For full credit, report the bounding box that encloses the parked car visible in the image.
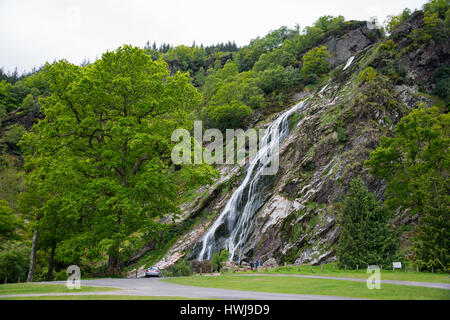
[145,266,162,277]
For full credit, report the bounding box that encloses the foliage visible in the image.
[235,26,299,72]
[336,126,348,142]
[256,65,302,94]
[163,45,207,74]
[357,67,379,85]
[366,106,449,271]
[0,104,6,128]
[0,242,29,283]
[385,9,412,33]
[19,46,214,276]
[314,15,345,33]
[337,178,399,269]
[423,0,449,18]
[20,94,36,113]
[3,124,26,149]
[189,260,213,273]
[212,249,230,272]
[201,102,252,132]
[170,260,192,277]
[433,65,450,101]
[0,200,20,244]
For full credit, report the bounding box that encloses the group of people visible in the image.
[249,259,264,270]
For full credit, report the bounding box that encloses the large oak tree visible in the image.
[20,46,211,278]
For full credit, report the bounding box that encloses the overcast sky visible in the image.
[0,0,426,74]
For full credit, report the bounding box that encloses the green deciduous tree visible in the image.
[0,200,20,246]
[20,45,213,277]
[337,178,399,269]
[301,46,330,83]
[0,243,29,283]
[366,106,449,271]
[212,249,230,272]
[202,102,252,132]
[4,124,26,151]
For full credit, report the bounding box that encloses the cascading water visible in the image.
[195,99,309,262]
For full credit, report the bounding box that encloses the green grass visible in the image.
[1,295,208,300]
[164,275,450,300]
[229,264,450,284]
[0,283,119,296]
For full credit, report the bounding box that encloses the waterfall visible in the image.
[195,99,309,262]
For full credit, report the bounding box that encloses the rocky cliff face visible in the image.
[138,13,448,272]
[323,22,380,68]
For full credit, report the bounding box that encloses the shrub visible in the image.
[190,260,213,273]
[202,102,252,131]
[379,39,398,52]
[20,94,35,113]
[0,104,6,128]
[0,200,20,243]
[257,65,302,93]
[212,249,230,272]
[433,65,450,101]
[301,46,331,82]
[385,9,411,33]
[423,0,449,18]
[170,260,191,277]
[55,269,67,281]
[0,243,29,283]
[3,124,26,148]
[336,127,348,142]
[357,67,378,85]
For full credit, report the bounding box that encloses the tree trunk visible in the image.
[107,245,120,276]
[46,244,56,281]
[27,229,39,282]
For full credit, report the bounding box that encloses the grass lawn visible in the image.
[230,264,450,284]
[1,295,206,300]
[0,283,119,296]
[164,275,450,300]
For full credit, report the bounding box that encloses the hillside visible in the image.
[0,1,448,283]
[125,9,449,276]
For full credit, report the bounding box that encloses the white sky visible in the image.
[0,0,426,74]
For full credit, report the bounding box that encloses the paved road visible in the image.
[1,274,448,299]
[0,278,362,300]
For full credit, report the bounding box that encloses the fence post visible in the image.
[310,264,312,272]
[332,263,335,271]
[321,264,323,272]
[356,264,359,271]
[135,269,138,278]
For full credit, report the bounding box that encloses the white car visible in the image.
[145,266,162,277]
